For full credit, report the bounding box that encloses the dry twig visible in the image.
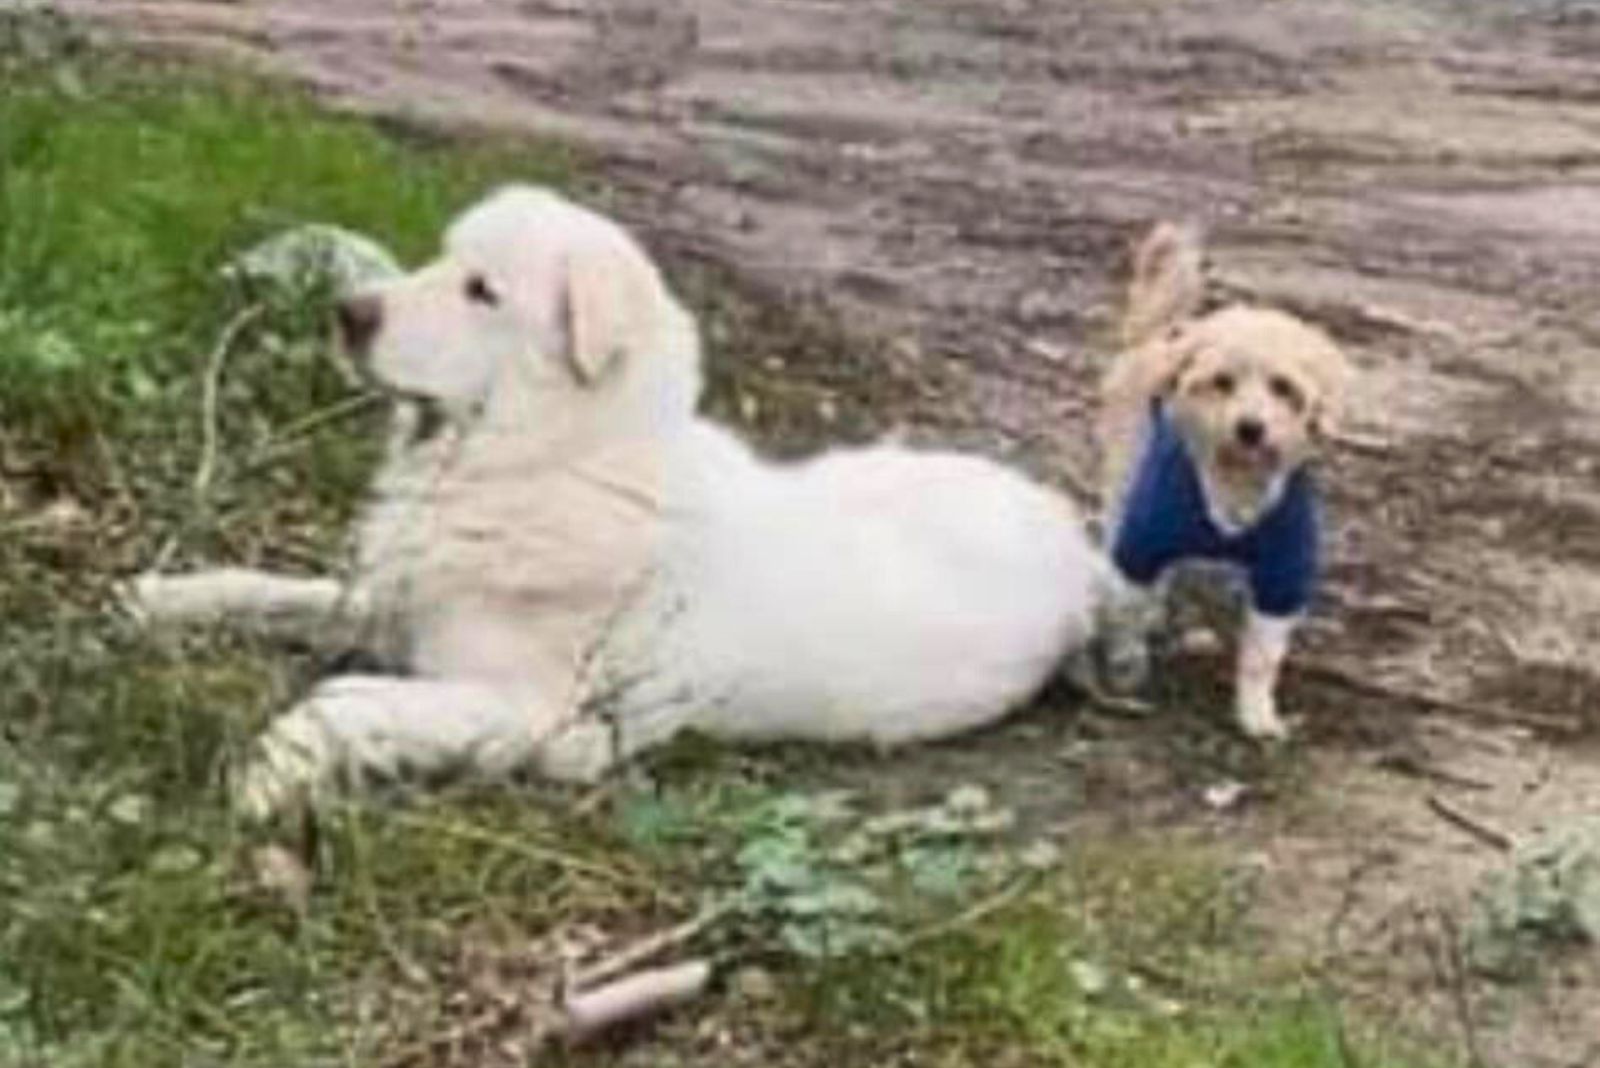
[192,303,265,501]
[568,903,731,993]
[900,874,1036,949]
[1426,794,1513,853]
[392,810,652,893]
[246,391,383,467]
[563,960,713,1044]
[380,925,720,1068]
[1373,749,1493,792]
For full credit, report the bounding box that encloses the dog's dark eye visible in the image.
[464,274,499,307]
[1268,374,1304,410]
[1211,372,1236,395]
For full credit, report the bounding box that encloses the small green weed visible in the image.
[618,768,1033,962]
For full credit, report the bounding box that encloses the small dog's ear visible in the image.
[1122,221,1205,349]
[1308,381,1343,439]
[559,239,664,387]
[1306,346,1352,440]
[1154,326,1201,396]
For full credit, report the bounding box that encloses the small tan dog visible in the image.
[1098,223,1351,739]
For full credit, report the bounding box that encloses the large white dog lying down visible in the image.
[129,187,1106,820]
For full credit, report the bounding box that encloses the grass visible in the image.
[0,12,573,441]
[797,842,1386,1067]
[0,16,1444,1068]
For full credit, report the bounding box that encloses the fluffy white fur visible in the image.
[129,187,1105,819]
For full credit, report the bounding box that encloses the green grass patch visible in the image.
[0,11,574,483]
[796,839,1405,1067]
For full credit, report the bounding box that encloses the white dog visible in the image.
[128,187,1105,819]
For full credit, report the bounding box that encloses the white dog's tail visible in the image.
[1121,221,1204,349]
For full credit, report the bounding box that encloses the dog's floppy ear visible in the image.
[1279,322,1353,439]
[1307,346,1352,439]
[1122,221,1205,350]
[558,235,665,387]
[1154,326,1202,396]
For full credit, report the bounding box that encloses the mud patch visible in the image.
[1474,662,1600,739]
[1443,490,1600,570]
[668,253,920,458]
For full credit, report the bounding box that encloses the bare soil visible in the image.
[60,1,1600,1064]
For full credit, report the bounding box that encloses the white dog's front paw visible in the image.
[1235,689,1290,742]
[536,720,618,784]
[117,573,171,627]
[232,708,337,823]
[119,572,229,628]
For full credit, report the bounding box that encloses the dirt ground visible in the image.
[57,1,1600,1064]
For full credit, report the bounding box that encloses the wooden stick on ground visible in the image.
[562,960,713,1044]
[568,902,732,993]
[385,902,731,1067]
[192,303,265,502]
[381,957,718,1067]
[1426,794,1514,853]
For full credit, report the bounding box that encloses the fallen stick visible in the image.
[381,958,717,1067]
[143,303,266,573]
[900,875,1036,950]
[562,959,713,1044]
[245,391,382,468]
[569,903,732,992]
[1373,750,1493,792]
[192,303,265,501]
[1325,428,1395,456]
[1426,794,1513,853]
[392,810,651,891]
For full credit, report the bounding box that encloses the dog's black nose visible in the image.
[336,294,383,354]
[1235,417,1266,447]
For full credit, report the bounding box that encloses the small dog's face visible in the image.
[1164,307,1348,485]
[336,186,670,420]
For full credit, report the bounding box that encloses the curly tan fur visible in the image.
[1097,222,1353,739]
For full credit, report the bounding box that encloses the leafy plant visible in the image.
[729,791,892,959]
[621,777,1039,962]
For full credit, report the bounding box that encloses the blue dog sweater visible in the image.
[1111,405,1319,618]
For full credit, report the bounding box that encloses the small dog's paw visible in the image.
[232,709,335,823]
[1236,691,1291,742]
